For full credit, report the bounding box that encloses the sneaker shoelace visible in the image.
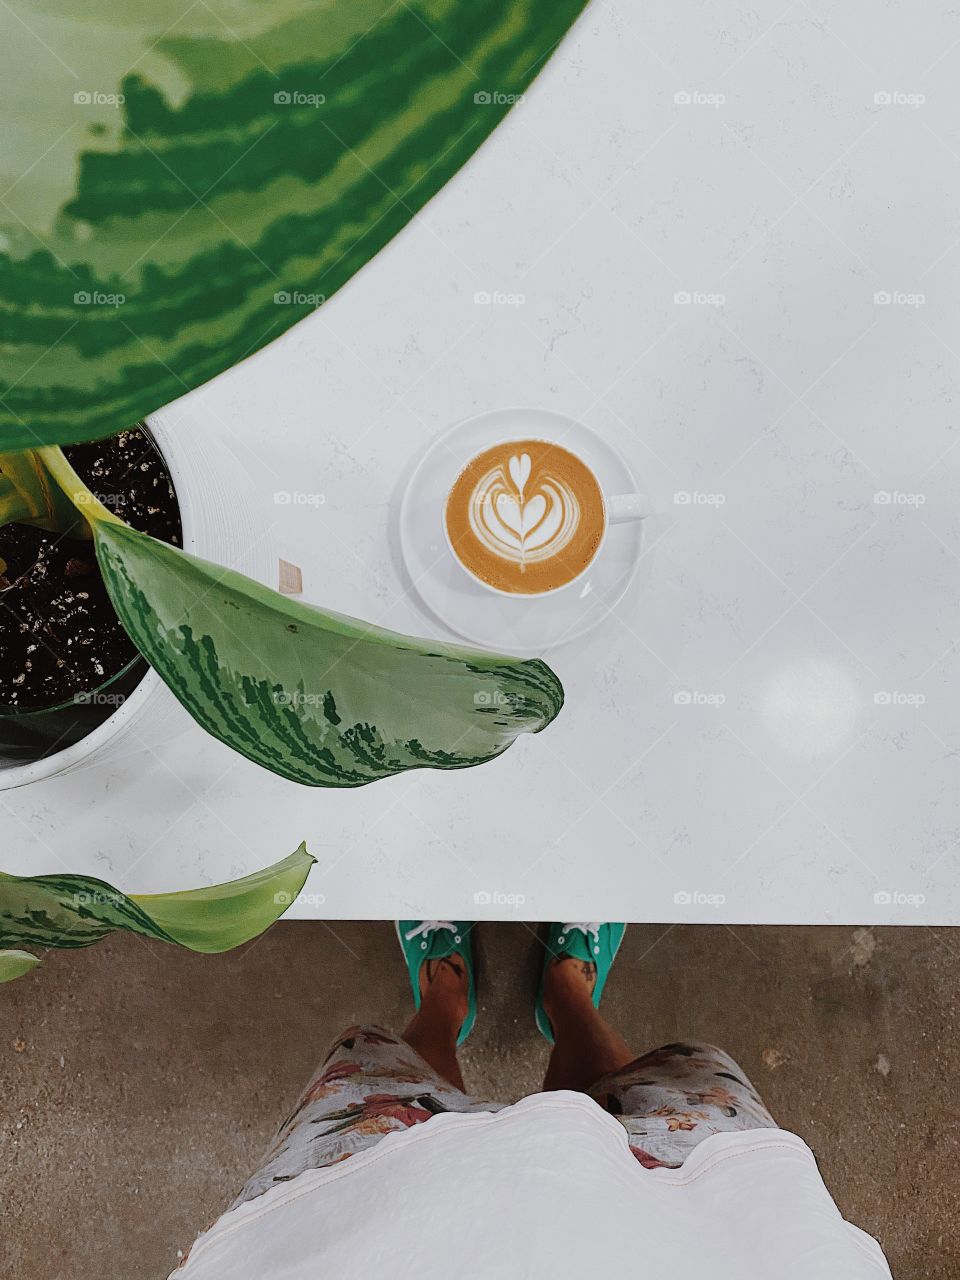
[404,920,461,947]
[557,921,602,955]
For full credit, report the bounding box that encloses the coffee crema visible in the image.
[444,439,605,595]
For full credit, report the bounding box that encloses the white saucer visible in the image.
[397,408,645,654]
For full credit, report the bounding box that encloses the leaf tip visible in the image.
[0,949,41,984]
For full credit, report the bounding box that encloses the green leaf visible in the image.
[134,846,313,952]
[0,450,79,531]
[0,845,315,955]
[93,517,563,786]
[0,949,41,984]
[36,440,564,787]
[0,0,587,450]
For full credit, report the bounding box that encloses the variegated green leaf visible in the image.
[0,0,587,450]
[0,844,315,961]
[0,949,41,983]
[28,360,564,779]
[96,517,561,786]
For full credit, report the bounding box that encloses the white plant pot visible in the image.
[0,407,274,790]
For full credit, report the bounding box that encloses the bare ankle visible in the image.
[542,956,597,1024]
[418,955,469,1030]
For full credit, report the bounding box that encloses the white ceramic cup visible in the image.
[443,438,649,599]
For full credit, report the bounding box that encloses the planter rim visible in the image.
[0,668,165,789]
[0,650,146,721]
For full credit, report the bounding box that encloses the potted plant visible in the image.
[0,0,585,787]
[0,0,587,973]
[0,413,273,784]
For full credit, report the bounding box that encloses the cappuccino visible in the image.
[444,439,606,595]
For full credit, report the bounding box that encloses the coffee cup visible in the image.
[443,437,648,598]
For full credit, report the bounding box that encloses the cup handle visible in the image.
[607,492,650,523]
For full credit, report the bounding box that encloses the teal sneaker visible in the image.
[535,922,627,1044]
[395,920,478,1046]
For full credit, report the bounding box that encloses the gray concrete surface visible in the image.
[1,921,955,1278]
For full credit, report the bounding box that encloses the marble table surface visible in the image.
[6,0,960,925]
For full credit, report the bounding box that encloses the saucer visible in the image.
[397,408,645,654]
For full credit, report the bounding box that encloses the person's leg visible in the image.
[542,954,635,1092]
[402,951,469,1091]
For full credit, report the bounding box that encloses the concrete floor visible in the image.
[1,921,955,1279]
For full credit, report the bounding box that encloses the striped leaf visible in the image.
[0,0,586,450]
[37,446,563,784]
[94,515,561,786]
[0,843,315,981]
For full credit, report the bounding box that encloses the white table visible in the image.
[6,0,960,925]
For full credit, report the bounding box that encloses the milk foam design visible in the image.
[445,437,607,596]
[468,452,582,571]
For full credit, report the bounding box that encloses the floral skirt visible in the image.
[231,1025,778,1207]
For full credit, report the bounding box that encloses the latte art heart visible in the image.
[445,439,606,595]
[495,492,547,540]
[508,451,532,496]
[472,468,580,567]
